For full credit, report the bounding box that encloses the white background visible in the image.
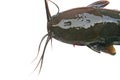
[0,0,120,80]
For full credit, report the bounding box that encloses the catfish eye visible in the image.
[64,21,72,26]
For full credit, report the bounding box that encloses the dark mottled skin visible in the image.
[48,7,120,46]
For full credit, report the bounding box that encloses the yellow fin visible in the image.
[102,45,116,55]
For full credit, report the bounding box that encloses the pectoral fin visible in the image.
[87,43,101,53]
[87,0,109,8]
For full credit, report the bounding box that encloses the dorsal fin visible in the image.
[87,0,109,8]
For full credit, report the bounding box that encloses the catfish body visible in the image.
[36,0,120,73]
[50,8,120,44]
[48,7,120,54]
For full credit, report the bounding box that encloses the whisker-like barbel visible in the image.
[34,35,50,73]
[33,34,48,61]
[33,0,56,74]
